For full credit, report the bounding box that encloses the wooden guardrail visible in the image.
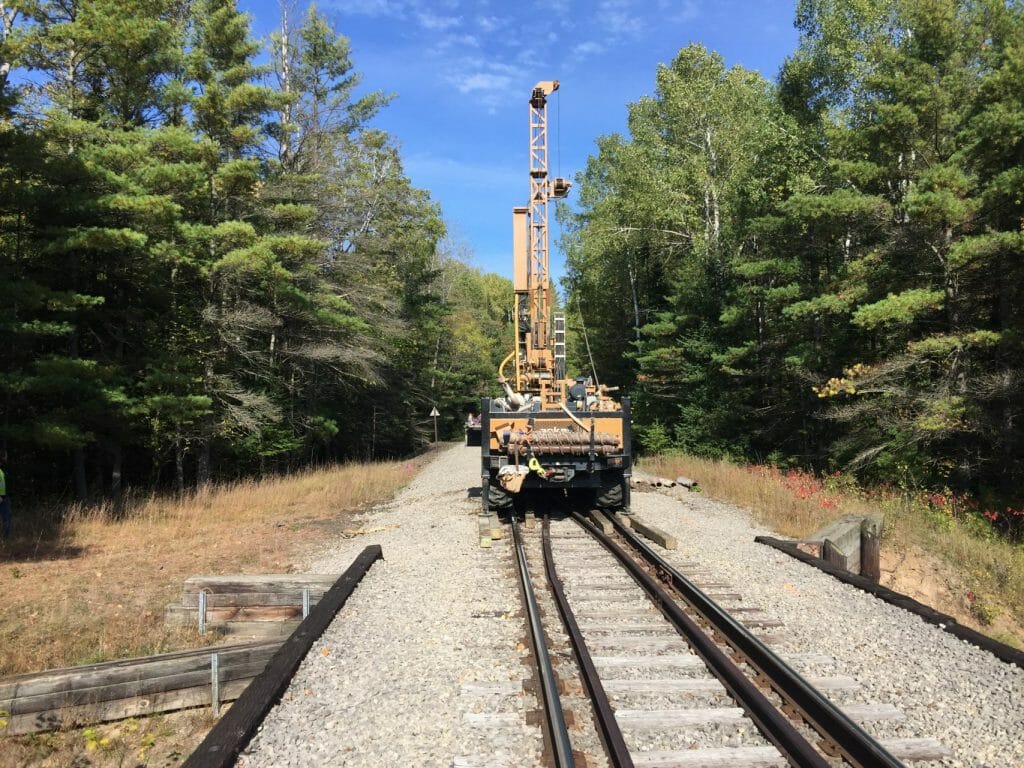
[183,544,382,768]
[165,573,340,638]
[0,547,384,738]
[0,640,280,735]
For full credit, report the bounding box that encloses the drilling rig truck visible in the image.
[480,81,632,517]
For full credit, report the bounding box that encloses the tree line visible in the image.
[562,0,1024,520]
[0,0,510,501]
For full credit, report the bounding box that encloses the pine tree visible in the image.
[781,0,1004,488]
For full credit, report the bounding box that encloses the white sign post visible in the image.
[429,406,440,444]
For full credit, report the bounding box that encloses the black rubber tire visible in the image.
[595,473,626,511]
[487,481,514,514]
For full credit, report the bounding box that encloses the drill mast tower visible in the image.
[480,80,632,518]
[511,80,570,401]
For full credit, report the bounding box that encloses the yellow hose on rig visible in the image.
[498,350,515,382]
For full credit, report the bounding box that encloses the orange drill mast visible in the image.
[507,80,571,403]
[481,80,632,518]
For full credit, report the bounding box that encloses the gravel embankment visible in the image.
[238,446,1023,767]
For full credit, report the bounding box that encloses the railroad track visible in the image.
[486,510,948,768]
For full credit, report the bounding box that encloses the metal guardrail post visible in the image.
[302,588,310,619]
[198,591,208,635]
[210,653,220,716]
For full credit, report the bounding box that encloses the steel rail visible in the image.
[570,511,831,768]
[511,517,576,768]
[541,518,635,768]
[604,512,906,768]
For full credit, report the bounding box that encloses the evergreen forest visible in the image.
[4,0,1024,528]
[562,0,1024,529]
[0,0,511,499]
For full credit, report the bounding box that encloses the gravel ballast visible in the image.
[237,445,1022,767]
[239,445,542,768]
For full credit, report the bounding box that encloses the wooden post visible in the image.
[822,539,848,572]
[860,521,880,582]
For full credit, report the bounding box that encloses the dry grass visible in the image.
[0,459,416,677]
[883,502,1024,639]
[638,454,1024,640]
[2,709,218,768]
[641,454,863,538]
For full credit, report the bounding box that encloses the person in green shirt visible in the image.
[0,450,10,539]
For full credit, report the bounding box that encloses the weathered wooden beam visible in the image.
[603,676,859,694]
[822,538,849,571]
[5,659,269,717]
[168,605,303,622]
[630,746,786,767]
[179,591,328,608]
[615,707,745,726]
[459,681,523,696]
[0,641,278,701]
[3,679,253,736]
[628,515,677,550]
[588,509,614,534]
[881,738,950,761]
[860,520,880,582]
[195,621,299,639]
[182,574,337,596]
[0,640,281,735]
[585,637,689,652]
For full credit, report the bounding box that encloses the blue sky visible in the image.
[240,0,801,282]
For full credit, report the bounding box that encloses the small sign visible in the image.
[429,406,440,417]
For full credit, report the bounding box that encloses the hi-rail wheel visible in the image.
[595,470,629,513]
[486,479,514,514]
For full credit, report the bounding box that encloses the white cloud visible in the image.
[597,0,646,37]
[455,72,514,95]
[430,33,481,53]
[476,15,504,33]
[417,12,462,30]
[571,40,605,60]
[442,59,523,112]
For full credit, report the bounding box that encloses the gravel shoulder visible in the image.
[239,444,541,768]
[238,446,1023,768]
